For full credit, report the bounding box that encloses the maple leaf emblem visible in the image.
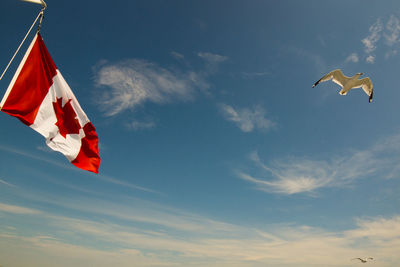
[52,97,81,138]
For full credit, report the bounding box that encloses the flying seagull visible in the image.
[312,69,373,103]
[352,257,374,263]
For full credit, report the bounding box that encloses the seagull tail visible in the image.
[369,90,373,103]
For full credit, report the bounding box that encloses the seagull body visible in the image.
[352,257,374,263]
[312,69,373,103]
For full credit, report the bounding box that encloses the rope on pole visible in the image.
[0,8,45,81]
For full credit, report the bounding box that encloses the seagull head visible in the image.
[357,72,364,76]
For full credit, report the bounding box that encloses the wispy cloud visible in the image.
[95,59,208,116]
[361,15,400,63]
[170,51,185,60]
[362,18,383,64]
[0,178,15,187]
[218,104,275,133]
[241,71,271,79]
[0,144,155,194]
[239,132,400,195]
[197,52,228,64]
[0,203,41,214]
[126,119,156,130]
[366,55,375,64]
[1,200,400,266]
[362,19,383,54]
[0,144,71,170]
[385,49,398,59]
[94,52,228,128]
[197,52,228,73]
[94,174,158,194]
[345,53,359,63]
[239,152,335,195]
[384,15,400,46]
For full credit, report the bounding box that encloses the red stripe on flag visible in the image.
[71,122,101,173]
[1,33,57,125]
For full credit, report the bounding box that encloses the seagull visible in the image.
[352,257,374,263]
[312,69,373,103]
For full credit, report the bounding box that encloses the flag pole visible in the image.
[0,3,46,81]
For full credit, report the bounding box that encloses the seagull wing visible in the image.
[20,0,42,4]
[20,0,46,7]
[353,77,373,102]
[312,69,349,88]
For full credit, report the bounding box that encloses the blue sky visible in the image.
[1,0,400,266]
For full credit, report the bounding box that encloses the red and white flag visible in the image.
[0,33,100,173]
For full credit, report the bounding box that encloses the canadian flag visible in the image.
[0,33,100,173]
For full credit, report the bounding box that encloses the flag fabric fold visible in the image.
[0,33,100,173]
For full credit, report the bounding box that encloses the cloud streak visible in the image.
[95,59,207,116]
[384,15,400,46]
[239,132,400,195]
[94,52,229,130]
[126,120,156,130]
[362,19,383,54]
[345,53,359,63]
[0,203,41,215]
[95,52,228,118]
[0,144,155,194]
[0,178,15,187]
[197,52,228,64]
[361,15,400,63]
[1,200,400,266]
[219,104,275,133]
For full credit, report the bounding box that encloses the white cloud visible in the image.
[197,52,228,64]
[347,216,400,240]
[219,104,275,133]
[366,55,375,64]
[126,120,155,130]
[362,19,383,54]
[197,52,228,74]
[94,53,227,125]
[0,178,15,187]
[239,152,334,195]
[385,49,398,59]
[384,15,400,46]
[0,144,72,170]
[0,145,155,194]
[96,174,157,194]
[170,51,185,59]
[241,71,271,79]
[1,200,400,266]
[361,15,400,62]
[95,59,208,116]
[238,171,329,195]
[240,132,400,195]
[383,15,400,59]
[0,203,41,215]
[345,53,359,63]
[361,19,383,64]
